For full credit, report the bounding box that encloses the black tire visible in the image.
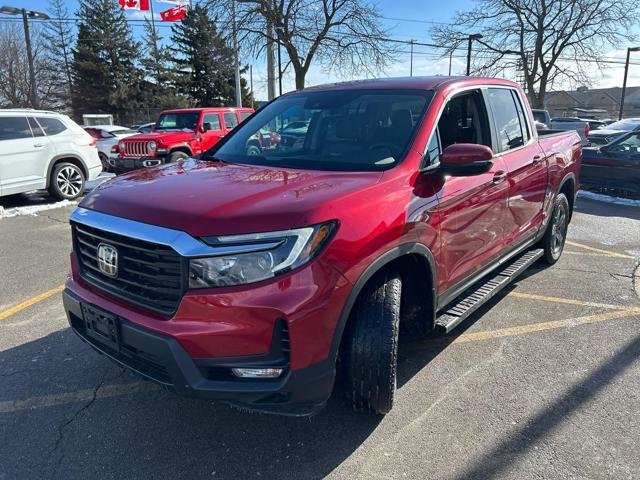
[48,162,85,200]
[246,144,262,156]
[342,271,401,414]
[167,151,189,162]
[540,193,570,265]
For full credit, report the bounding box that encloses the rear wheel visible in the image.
[48,162,85,200]
[540,193,569,265]
[342,271,401,414]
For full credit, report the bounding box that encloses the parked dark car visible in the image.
[587,118,640,146]
[581,131,640,196]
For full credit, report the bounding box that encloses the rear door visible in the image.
[0,116,52,195]
[486,88,547,247]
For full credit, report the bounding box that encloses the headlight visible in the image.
[147,141,157,153]
[189,221,336,288]
[118,140,125,151]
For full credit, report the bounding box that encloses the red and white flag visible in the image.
[118,0,150,11]
[159,4,188,21]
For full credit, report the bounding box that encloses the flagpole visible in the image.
[148,0,161,79]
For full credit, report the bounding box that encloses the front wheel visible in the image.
[342,271,402,414]
[540,193,570,265]
[167,151,189,163]
[48,162,85,200]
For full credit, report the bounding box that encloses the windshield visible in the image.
[605,119,640,131]
[206,89,432,171]
[155,112,200,131]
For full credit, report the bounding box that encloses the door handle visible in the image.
[532,155,543,165]
[492,171,507,184]
[33,143,45,148]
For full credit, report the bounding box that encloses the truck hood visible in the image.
[122,130,197,144]
[80,158,383,237]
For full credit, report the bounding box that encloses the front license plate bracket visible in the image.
[81,303,121,352]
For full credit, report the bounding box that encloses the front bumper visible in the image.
[109,156,165,173]
[63,288,335,416]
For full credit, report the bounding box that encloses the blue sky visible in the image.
[17,0,640,98]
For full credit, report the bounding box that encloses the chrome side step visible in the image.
[435,248,544,333]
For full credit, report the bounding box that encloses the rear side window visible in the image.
[223,112,239,130]
[240,111,252,121]
[0,116,32,140]
[488,88,525,152]
[28,117,45,137]
[202,113,221,131]
[36,117,67,136]
[512,91,530,144]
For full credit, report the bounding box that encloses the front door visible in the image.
[201,113,224,151]
[429,89,510,294]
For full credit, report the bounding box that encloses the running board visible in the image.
[435,248,544,333]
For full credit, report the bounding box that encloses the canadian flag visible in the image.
[160,4,188,21]
[118,0,150,10]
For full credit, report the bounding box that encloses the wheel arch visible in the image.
[46,155,89,189]
[169,145,193,157]
[330,243,438,363]
[558,172,576,219]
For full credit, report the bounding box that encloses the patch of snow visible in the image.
[0,200,78,219]
[577,190,640,207]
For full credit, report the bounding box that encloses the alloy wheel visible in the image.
[56,166,83,197]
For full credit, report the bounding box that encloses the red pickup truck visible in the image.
[63,77,581,416]
[110,107,254,173]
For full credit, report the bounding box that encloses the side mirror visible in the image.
[201,122,212,132]
[440,143,494,176]
[599,145,609,153]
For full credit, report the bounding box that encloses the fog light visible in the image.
[231,368,283,378]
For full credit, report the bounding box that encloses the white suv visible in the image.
[0,109,102,199]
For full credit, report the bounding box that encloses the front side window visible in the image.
[36,117,67,136]
[223,112,239,130]
[437,90,491,150]
[207,89,432,172]
[155,112,199,131]
[203,113,221,131]
[488,88,525,152]
[0,116,32,140]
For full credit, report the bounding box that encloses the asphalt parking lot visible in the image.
[1,191,639,480]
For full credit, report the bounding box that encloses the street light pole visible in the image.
[231,0,242,107]
[619,46,640,120]
[466,33,483,76]
[0,6,50,108]
[409,39,415,76]
[277,34,282,96]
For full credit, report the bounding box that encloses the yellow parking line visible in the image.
[0,284,65,322]
[0,381,159,414]
[564,251,623,258]
[564,240,634,259]
[507,291,624,310]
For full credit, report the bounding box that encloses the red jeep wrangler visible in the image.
[111,107,254,173]
[64,77,581,416]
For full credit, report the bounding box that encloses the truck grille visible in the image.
[72,222,184,316]
[123,141,151,157]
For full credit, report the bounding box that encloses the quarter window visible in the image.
[202,113,221,131]
[0,117,32,140]
[223,112,239,130]
[488,88,525,152]
[36,117,67,136]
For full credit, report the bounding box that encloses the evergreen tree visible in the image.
[42,0,75,110]
[140,17,188,111]
[72,0,143,124]
[170,5,250,106]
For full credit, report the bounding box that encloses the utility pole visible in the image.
[448,51,453,76]
[466,33,482,76]
[232,0,242,107]
[619,47,640,120]
[266,20,276,100]
[149,0,160,80]
[277,30,282,96]
[409,39,415,76]
[249,64,254,109]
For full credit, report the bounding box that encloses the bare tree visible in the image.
[207,0,395,90]
[432,0,639,108]
[0,22,57,108]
